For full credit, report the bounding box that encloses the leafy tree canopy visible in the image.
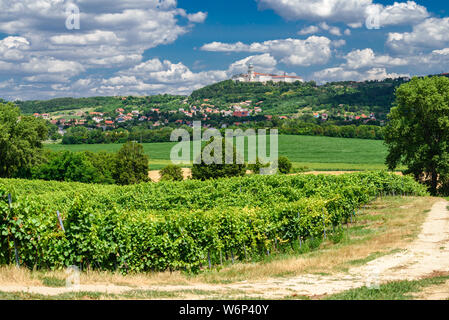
[113,141,150,185]
[0,102,48,178]
[32,151,97,183]
[160,164,184,182]
[192,138,246,180]
[384,76,449,195]
[278,156,293,174]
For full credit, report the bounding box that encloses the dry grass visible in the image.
[0,266,43,286]
[412,278,449,300]
[187,196,438,283]
[0,196,439,289]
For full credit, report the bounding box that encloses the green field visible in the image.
[45,135,391,171]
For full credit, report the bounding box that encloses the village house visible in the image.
[233,110,250,117]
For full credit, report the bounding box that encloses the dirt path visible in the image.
[1,200,448,299]
[412,279,449,300]
[148,168,191,182]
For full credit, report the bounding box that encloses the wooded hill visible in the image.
[11,75,447,117]
[189,78,408,117]
[15,95,186,115]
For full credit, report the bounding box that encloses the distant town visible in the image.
[31,64,385,137]
[33,97,380,138]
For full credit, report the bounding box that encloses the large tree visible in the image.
[113,141,150,185]
[192,137,246,180]
[0,102,48,178]
[384,76,449,195]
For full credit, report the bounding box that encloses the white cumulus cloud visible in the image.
[344,48,407,69]
[257,0,429,27]
[387,18,449,53]
[313,66,409,83]
[201,36,332,66]
[0,0,208,99]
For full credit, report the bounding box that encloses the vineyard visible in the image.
[0,172,427,273]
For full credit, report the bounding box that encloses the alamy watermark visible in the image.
[366,267,381,290]
[170,121,279,174]
[65,3,80,30]
[366,6,381,30]
[65,265,80,290]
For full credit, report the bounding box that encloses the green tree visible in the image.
[248,157,270,174]
[0,102,48,178]
[32,151,97,183]
[113,142,150,185]
[384,76,449,195]
[84,151,116,184]
[192,138,246,180]
[46,122,62,141]
[278,156,292,174]
[160,164,184,181]
[62,126,89,144]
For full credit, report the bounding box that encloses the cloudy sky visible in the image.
[0,0,449,100]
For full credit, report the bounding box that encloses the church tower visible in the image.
[248,63,255,82]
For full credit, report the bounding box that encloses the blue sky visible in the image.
[1,0,449,100]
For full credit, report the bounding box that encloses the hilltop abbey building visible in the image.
[232,63,304,83]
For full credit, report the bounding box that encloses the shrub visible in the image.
[32,151,117,184]
[32,151,97,183]
[278,156,292,174]
[248,158,270,174]
[160,165,184,182]
[84,151,116,184]
[192,138,246,180]
[113,142,150,185]
[438,175,449,196]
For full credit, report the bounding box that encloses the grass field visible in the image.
[45,135,391,171]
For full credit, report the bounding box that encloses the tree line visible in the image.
[60,120,384,146]
[31,143,150,185]
[0,101,150,185]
